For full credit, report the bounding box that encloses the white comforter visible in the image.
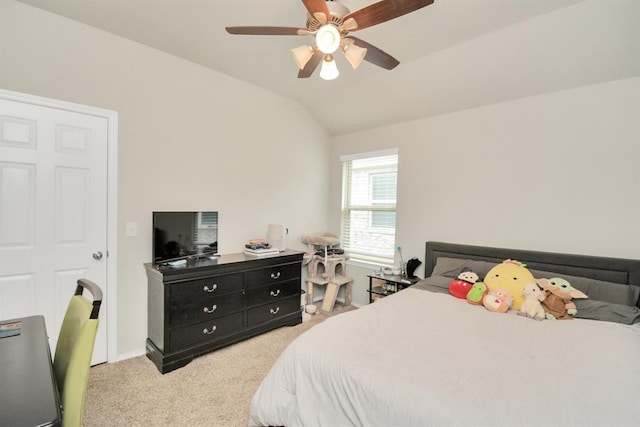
[250,288,640,427]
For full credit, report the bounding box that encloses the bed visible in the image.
[249,241,640,426]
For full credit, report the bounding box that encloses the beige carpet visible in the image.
[84,304,356,427]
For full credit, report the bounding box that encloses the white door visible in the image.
[0,97,109,364]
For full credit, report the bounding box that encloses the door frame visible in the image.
[0,88,118,363]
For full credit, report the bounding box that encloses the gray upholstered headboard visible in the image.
[425,241,640,304]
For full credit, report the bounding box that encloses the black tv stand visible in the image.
[155,254,223,270]
[145,250,304,373]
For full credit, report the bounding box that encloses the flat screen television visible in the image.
[153,211,219,262]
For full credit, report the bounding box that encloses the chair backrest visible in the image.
[53,279,103,427]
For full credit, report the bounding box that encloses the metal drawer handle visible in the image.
[270,289,281,297]
[203,304,218,314]
[270,307,280,315]
[203,284,218,292]
[270,271,281,280]
[203,325,217,335]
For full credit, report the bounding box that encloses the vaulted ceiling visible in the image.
[16,0,640,135]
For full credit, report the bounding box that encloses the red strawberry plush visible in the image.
[449,271,480,299]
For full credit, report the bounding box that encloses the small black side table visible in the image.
[367,273,421,303]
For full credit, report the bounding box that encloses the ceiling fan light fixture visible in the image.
[320,54,339,81]
[291,44,314,69]
[341,17,358,32]
[226,0,435,79]
[316,24,341,54]
[343,44,367,69]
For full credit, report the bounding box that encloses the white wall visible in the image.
[331,76,640,306]
[3,0,640,354]
[0,1,330,358]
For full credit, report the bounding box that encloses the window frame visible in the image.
[340,149,398,265]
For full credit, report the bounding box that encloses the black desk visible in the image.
[0,315,62,426]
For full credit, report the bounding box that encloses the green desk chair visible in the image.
[53,279,103,427]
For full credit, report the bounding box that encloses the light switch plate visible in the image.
[126,222,138,237]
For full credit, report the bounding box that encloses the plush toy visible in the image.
[466,281,488,305]
[537,277,588,320]
[482,288,514,313]
[484,259,536,310]
[518,282,546,321]
[449,271,479,299]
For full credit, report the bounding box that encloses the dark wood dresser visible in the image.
[145,250,303,373]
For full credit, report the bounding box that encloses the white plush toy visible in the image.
[518,282,546,321]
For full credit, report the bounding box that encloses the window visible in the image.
[340,149,398,264]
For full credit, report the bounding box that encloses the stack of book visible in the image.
[243,239,279,257]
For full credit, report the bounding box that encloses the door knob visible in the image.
[92,251,103,260]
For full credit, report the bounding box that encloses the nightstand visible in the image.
[367,273,421,303]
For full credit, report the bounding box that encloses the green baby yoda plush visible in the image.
[537,277,588,320]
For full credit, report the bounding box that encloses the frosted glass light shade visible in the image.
[316,24,340,54]
[291,45,314,69]
[343,44,367,69]
[320,55,339,80]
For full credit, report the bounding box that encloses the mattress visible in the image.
[249,287,640,426]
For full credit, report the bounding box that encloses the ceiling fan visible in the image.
[226,0,434,80]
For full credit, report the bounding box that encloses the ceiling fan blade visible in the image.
[348,37,399,70]
[301,0,330,18]
[298,49,324,78]
[344,0,434,31]
[226,26,307,36]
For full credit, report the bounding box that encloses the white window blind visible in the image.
[341,151,398,264]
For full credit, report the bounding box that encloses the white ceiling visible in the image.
[15,0,640,135]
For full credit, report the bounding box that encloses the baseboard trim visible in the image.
[114,348,146,363]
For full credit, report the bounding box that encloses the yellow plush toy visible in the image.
[484,259,535,310]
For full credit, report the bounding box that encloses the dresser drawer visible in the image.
[168,311,244,351]
[246,280,300,308]
[245,263,300,289]
[247,295,300,327]
[169,272,243,304]
[169,291,244,328]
